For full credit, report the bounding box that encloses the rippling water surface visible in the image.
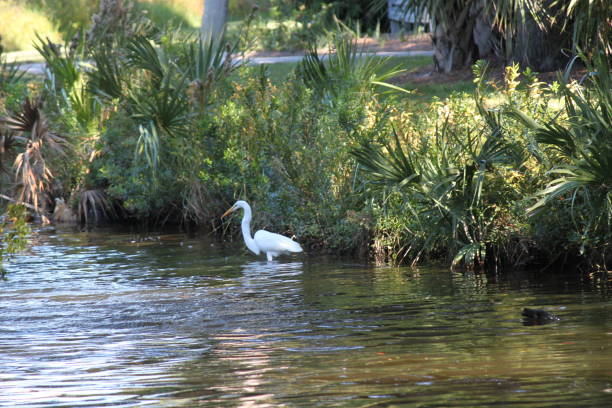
[1,229,611,407]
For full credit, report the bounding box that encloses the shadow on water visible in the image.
[1,229,611,407]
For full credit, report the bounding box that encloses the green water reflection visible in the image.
[1,229,610,407]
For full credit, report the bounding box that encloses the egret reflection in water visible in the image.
[241,261,304,278]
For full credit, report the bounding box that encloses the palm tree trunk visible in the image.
[472,1,497,61]
[510,15,570,71]
[430,4,480,73]
[201,0,228,38]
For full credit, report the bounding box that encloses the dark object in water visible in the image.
[522,308,560,325]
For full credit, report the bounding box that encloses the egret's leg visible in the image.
[266,252,279,262]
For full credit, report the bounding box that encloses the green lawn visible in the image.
[406,80,475,103]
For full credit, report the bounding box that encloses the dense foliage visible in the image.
[0,204,31,276]
[353,58,611,269]
[0,2,610,271]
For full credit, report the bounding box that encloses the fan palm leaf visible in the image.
[88,49,125,100]
[126,35,165,84]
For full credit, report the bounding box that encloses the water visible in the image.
[1,229,611,407]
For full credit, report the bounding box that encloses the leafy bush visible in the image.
[208,37,403,252]
[507,53,612,268]
[352,61,565,269]
[0,204,30,277]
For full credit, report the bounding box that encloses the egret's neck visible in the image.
[240,205,260,255]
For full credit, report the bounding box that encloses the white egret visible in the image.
[221,200,303,261]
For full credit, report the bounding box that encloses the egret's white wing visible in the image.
[254,230,303,253]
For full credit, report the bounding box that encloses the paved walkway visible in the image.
[248,50,433,65]
[15,50,434,75]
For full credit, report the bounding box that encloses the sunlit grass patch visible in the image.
[135,0,200,31]
[0,1,61,51]
[407,80,476,104]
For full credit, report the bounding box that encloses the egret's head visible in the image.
[221,200,248,218]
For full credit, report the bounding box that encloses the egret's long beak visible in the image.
[221,206,236,218]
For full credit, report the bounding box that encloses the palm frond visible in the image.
[297,36,404,98]
[126,35,165,83]
[33,34,81,91]
[76,189,117,226]
[88,49,125,100]
[551,0,611,54]
[135,122,160,170]
[518,52,612,226]
[4,98,40,133]
[13,140,53,211]
[186,32,239,81]
[4,98,67,155]
[66,84,101,128]
[351,129,419,189]
[128,71,189,137]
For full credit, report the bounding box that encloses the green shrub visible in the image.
[352,61,565,269]
[214,57,391,252]
[0,204,31,277]
[506,53,612,268]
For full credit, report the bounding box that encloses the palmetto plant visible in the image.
[88,48,126,101]
[34,34,81,92]
[182,32,240,104]
[297,36,405,100]
[34,34,103,131]
[353,111,512,268]
[126,35,166,86]
[128,72,189,140]
[2,98,67,212]
[507,52,611,258]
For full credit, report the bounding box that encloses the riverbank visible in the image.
[1,22,610,271]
